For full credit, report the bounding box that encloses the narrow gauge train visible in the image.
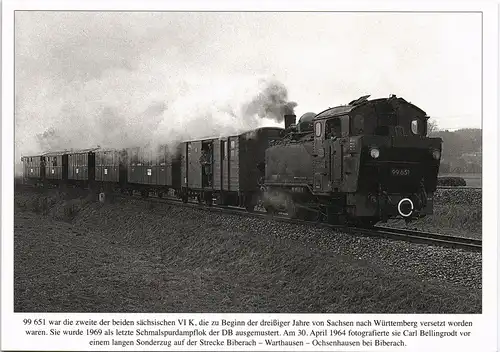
[21,95,442,226]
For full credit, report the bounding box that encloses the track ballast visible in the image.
[117,191,482,252]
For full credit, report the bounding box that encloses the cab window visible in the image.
[411,119,419,135]
[325,118,342,139]
[314,122,322,137]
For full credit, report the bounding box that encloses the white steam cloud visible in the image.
[14,12,298,175]
[16,71,296,173]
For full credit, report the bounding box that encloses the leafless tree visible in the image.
[427,119,439,136]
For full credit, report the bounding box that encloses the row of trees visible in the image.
[428,119,481,174]
[439,160,482,174]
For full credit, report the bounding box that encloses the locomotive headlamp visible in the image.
[369,147,380,159]
[431,149,441,160]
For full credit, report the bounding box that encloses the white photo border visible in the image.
[2,1,498,351]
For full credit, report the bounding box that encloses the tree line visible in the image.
[428,121,482,174]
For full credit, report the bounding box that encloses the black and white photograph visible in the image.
[2,2,499,351]
[12,10,484,312]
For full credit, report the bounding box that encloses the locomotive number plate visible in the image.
[391,168,411,176]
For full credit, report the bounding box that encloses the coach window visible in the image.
[315,122,322,137]
[230,140,236,157]
[53,157,58,167]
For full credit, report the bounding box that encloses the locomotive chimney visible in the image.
[284,114,296,130]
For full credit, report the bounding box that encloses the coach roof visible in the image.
[182,126,284,143]
[42,150,70,157]
[66,147,101,155]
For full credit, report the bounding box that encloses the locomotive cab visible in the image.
[312,95,442,223]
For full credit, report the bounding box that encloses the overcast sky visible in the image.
[15,11,481,158]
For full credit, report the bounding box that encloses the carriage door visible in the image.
[40,156,46,179]
[312,119,326,192]
[201,140,214,189]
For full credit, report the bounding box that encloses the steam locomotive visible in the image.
[263,94,442,226]
[21,95,442,226]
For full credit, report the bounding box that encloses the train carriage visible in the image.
[214,127,284,209]
[180,138,217,203]
[43,151,68,185]
[94,148,128,193]
[180,127,284,208]
[67,148,98,188]
[95,149,121,183]
[127,145,181,197]
[21,155,45,186]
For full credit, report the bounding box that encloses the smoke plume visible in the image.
[16,74,296,172]
[14,12,300,174]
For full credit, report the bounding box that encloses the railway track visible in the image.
[366,226,481,252]
[15,183,481,252]
[117,192,482,252]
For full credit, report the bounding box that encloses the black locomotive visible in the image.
[21,95,442,226]
[263,94,442,225]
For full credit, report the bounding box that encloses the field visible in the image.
[13,186,481,314]
[386,188,482,239]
